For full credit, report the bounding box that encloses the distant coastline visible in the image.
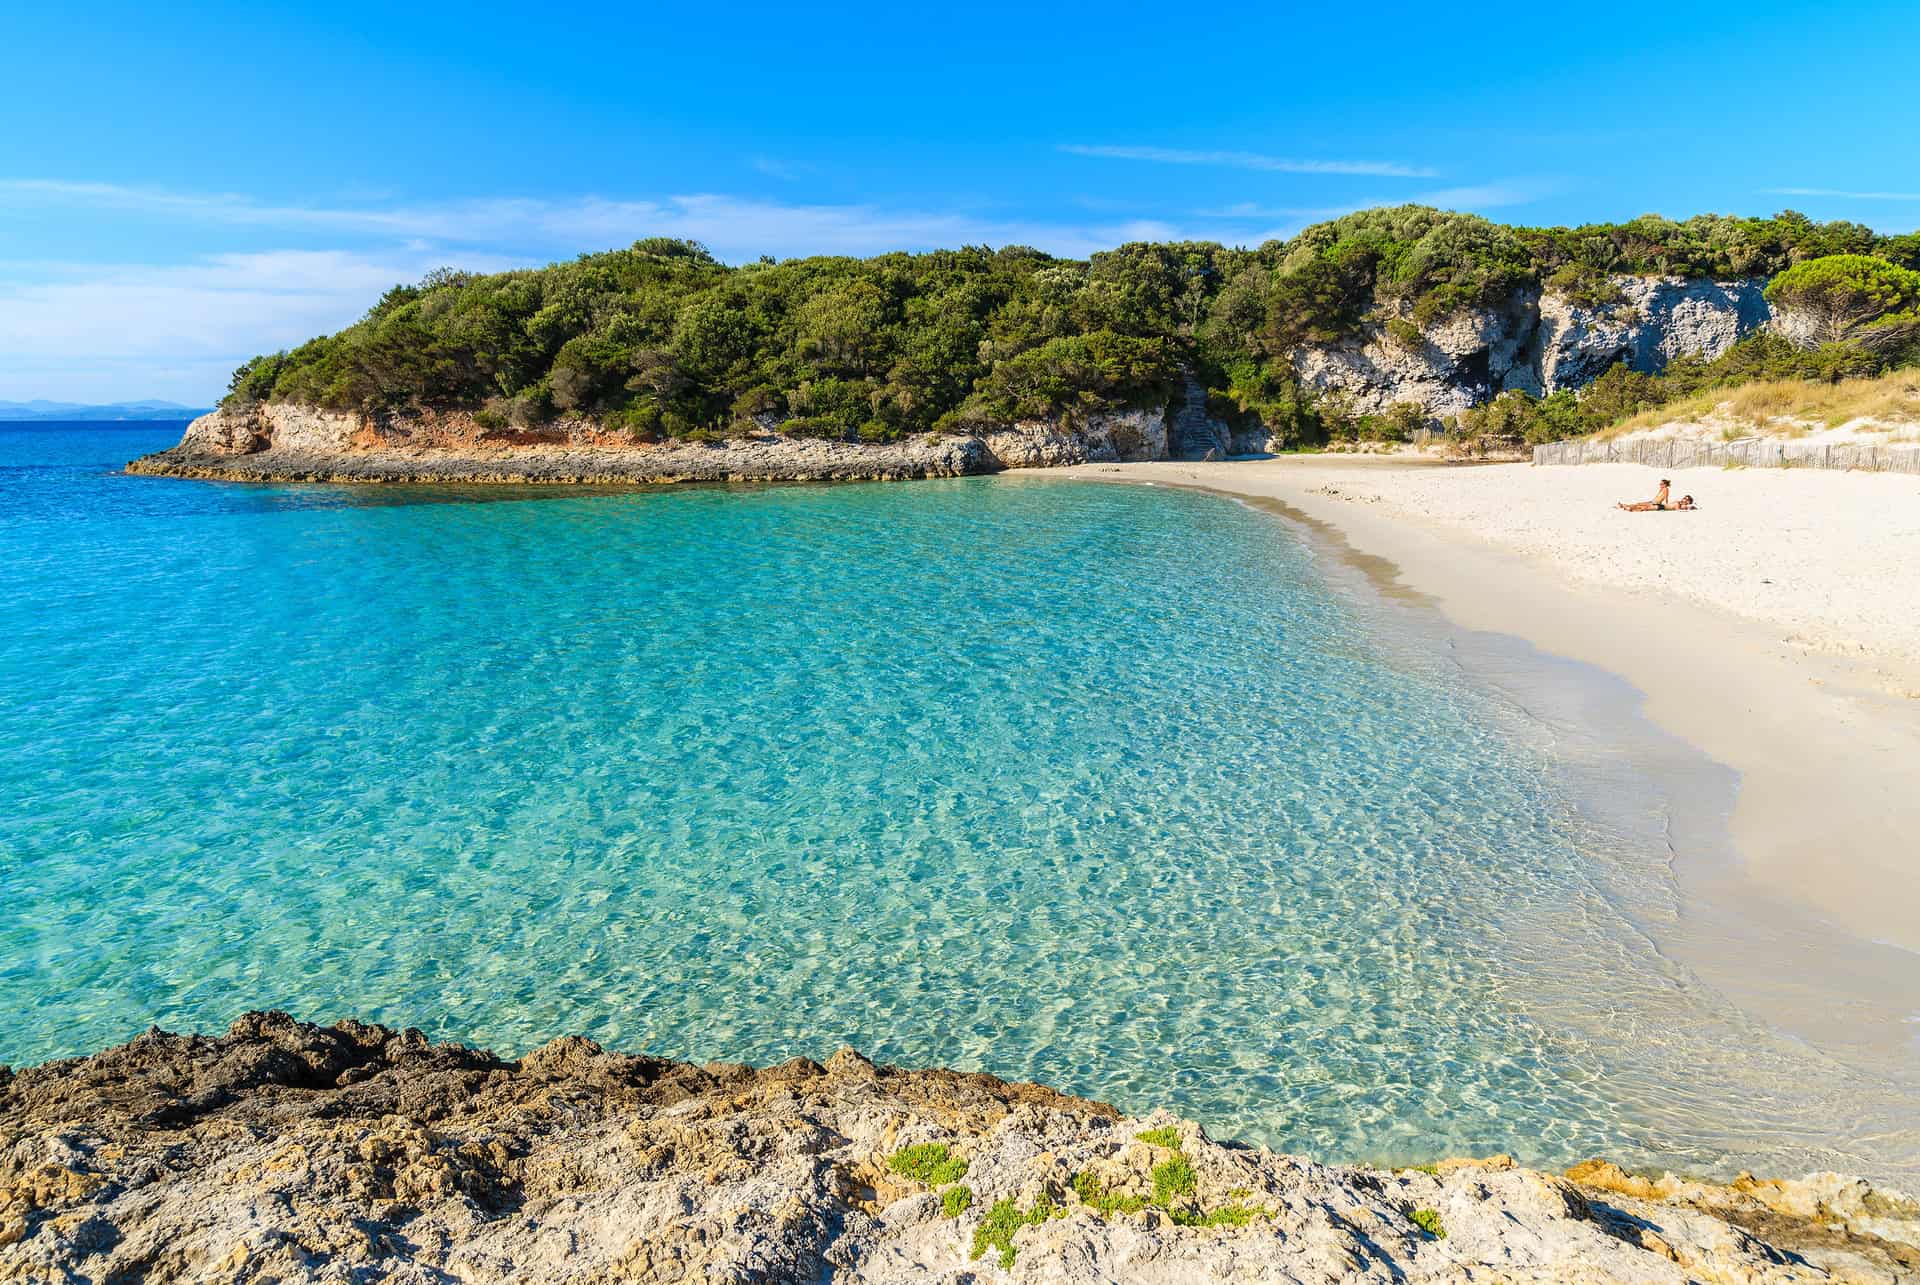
[0,399,209,422]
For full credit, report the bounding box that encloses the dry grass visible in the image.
[1603,369,1920,438]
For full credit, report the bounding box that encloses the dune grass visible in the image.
[1603,368,1920,438]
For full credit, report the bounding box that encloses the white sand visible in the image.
[1053,456,1920,978]
[1276,460,1920,666]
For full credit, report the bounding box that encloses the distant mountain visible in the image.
[0,400,210,421]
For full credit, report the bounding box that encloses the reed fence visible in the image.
[1532,436,1920,474]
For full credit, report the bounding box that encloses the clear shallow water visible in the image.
[2,424,1913,1177]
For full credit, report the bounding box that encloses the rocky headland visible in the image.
[126,273,1776,486]
[124,400,1219,484]
[3,1013,1916,1283]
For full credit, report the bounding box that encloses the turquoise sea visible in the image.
[2,424,1912,1178]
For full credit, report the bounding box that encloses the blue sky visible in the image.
[4,1,1918,403]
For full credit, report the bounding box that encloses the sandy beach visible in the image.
[1265,459,1920,668]
[1057,455,1920,1075]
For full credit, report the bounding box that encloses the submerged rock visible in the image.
[3,1013,1915,1282]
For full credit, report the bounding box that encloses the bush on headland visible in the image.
[1452,331,1909,444]
[221,209,1920,450]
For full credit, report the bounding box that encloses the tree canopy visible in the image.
[1764,254,1920,351]
[224,207,1915,447]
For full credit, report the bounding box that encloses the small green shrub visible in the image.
[1134,1126,1180,1148]
[970,1195,1057,1268]
[1543,262,1625,308]
[1151,1154,1198,1206]
[888,1143,968,1186]
[1410,1207,1447,1238]
[1070,1171,1147,1216]
[941,1185,973,1218]
[1175,1204,1260,1228]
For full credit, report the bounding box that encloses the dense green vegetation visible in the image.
[225,208,1920,448]
[1453,330,1905,445]
[1763,255,1920,350]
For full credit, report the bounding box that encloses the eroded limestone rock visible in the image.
[3,1013,1915,1283]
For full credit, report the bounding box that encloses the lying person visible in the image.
[1617,494,1696,511]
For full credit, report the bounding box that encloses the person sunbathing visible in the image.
[1617,494,1695,511]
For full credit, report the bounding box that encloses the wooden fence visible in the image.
[1532,436,1920,474]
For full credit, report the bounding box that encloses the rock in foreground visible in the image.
[2,1013,1916,1282]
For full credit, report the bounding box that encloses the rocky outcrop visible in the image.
[128,395,1233,484]
[979,406,1168,468]
[1530,277,1773,392]
[132,428,999,485]
[1291,275,1772,421]
[1291,290,1539,421]
[4,1013,1916,1283]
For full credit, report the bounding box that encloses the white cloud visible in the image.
[0,182,1253,401]
[1413,181,1552,210]
[0,179,1199,261]
[1763,186,1920,202]
[1188,182,1550,243]
[1058,144,1439,179]
[0,248,525,404]
[748,156,806,182]
[0,174,1543,403]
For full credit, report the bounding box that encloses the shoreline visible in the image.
[1053,457,1920,1087]
[4,1011,1916,1281]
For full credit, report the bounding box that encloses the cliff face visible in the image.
[3,1013,1916,1283]
[1291,275,1772,418]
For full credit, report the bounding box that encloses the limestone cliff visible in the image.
[1290,275,1773,419]
[3,1014,1916,1283]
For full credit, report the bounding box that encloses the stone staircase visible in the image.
[1168,371,1232,460]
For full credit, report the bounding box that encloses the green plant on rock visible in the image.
[1134,1126,1181,1148]
[888,1142,968,1186]
[941,1184,974,1218]
[1070,1170,1147,1216]
[1410,1207,1447,1238]
[1175,1203,1261,1228]
[970,1194,1059,1268]
[1151,1153,1198,1207]
[1074,1151,1270,1229]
